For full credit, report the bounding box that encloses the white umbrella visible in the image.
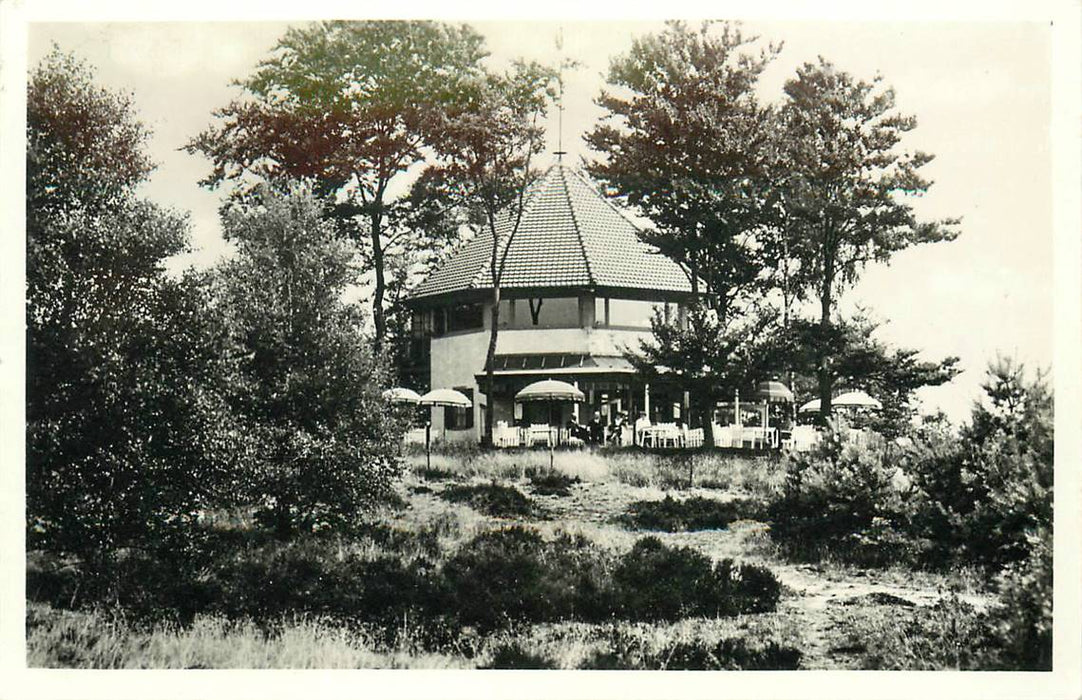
[833,390,883,409]
[515,379,586,469]
[418,389,473,469]
[514,379,585,403]
[799,392,882,413]
[418,388,472,407]
[382,387,421,404]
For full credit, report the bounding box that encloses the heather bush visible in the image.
[441,527,614,630]
[621,495,762,532]
[439,482,541,518]
[525,467,581,497]
[611,537,781,621]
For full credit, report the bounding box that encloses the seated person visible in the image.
[608,411,627,444]
[565,417,588,442]
[587,411,605,445]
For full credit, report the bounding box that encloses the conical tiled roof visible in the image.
[407,165,694,301]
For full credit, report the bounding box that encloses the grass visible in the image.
[28,446,1011,670]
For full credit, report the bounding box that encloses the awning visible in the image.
[480,353,636,376]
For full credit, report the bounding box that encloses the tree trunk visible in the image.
[370,211,387,356]
[482,285,501,447]
[817,275,833,421]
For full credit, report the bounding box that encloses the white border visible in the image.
[2,1,1079,699]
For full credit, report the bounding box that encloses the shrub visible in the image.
[611,537,781,621]
[441,527,613,631]
[525,467,581,497]
[767,432,916,567]
[481,640,560,669]
[843,595,1002,670]
[581,626,801,670]
[988,527,1052,670]
[439,482,541,518]
[621,495,761,532]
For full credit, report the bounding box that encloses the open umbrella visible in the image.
[756,380,794,403]
[515,379,585,469]
[382,387,421,404]
[418,389,473,470]
[833,390,883,410]
[798,398,821,414]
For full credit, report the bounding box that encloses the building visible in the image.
[403,164,700,442]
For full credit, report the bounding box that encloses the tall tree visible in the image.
[421,61,555,444]
[779,59,959,417]
[27,50,234,587]
[214,183,404,539]
[187,20,488,354]
[585,20,781,315]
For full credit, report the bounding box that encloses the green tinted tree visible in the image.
[214,183,404,539]
[779,59,959,416]
[187,21,488,354]
[585,21,781,315]
[26,50,235,588]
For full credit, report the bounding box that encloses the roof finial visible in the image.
[555,27,566,164]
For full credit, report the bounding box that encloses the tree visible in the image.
[214,183,404,539]
[767,313,960,436]
[420,61,556,445]
[626,305,781,442]
[585,20,781,315]
[26,50,234,588]
[779,59,959,416]
[187,20,489,354]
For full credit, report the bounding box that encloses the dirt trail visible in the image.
[530,478,993,670]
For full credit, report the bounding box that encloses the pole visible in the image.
[425,421,431,471]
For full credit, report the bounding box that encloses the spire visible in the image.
[554,27,566,163]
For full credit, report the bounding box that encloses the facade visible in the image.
[403,165,699,442]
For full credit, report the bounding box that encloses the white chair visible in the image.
[527,424,552,447]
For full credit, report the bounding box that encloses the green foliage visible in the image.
[439,482,540,518]
[767,312,960,436]
[188,20,490,351]
[778,59,959,415]
[441,527,614,631]
[908,358,1053,571]
[525,467,581,496]
[768,434,918,568]
[582,628,801,670]
[26,50,236,582]
[214,185,404,538]
[586,20,780,309]
[621,495,760,532]
[612,537,781,621]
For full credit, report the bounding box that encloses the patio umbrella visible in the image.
[834,390,883,410]
[418,389,473,470]
[799,391,882,413]
[756,380,794,403]
[382,387,421,404]
[515,379,585,469]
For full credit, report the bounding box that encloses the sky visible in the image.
[22,16,1056,425]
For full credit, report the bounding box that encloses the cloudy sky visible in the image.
[24,15,1056,424]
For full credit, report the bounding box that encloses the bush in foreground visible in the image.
[621,495,761,532]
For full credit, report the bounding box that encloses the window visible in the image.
[444,387,474,430]
[446,303,484,333]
